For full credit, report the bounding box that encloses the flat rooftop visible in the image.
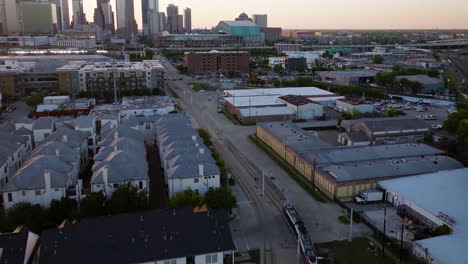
[320,155,463,182]
[299,143,444,166]
[379,168,468,264]
[317,70,378,77]
[224,87,338,98]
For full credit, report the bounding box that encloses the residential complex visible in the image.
[57,60,165,96]
[184,50,250,73]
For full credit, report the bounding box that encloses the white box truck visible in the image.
[355,189,384,204]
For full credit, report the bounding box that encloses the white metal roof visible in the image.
[224,87,337,97]
[379,168,468,264]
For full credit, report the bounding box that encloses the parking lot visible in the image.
[374,100,449,128]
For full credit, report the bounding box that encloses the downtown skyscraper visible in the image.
[72,0,87,27]
[184,8,191,33]
[51,0,71,31]
[116,0,138,38]
[94,0,115,33]
[142,0,160,36]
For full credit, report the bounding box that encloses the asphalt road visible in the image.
[157,55,371,263]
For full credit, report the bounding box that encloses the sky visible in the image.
[80,0,468,30]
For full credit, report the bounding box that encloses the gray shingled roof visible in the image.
[38,209,235,264]
[91,150,149,184]
[167,162,220,179]
[44,127,88,149]
[31,141,79,164]
[95,137,145,162]
[75,116,94,129]
[32,117,56,130]
[2,155,72,191]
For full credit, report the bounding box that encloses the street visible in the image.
[157,55,371,262]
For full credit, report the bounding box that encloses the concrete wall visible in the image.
[3,186,67,209]
[91,179,149,197]
[168,175,220,197]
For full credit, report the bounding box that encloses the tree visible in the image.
[444,109,468,132]
[427,68,439,78]
[79,191,108,218]
[273,64,284,73]
[49,197,78,224]
[372,55,384,64]
[322,50,334,59]
[204,187,237,213]
[169,189,203,208]
[4,202,46,233]
[456,119,468,147]
[26,93,46,107]
[341,109,362,120]
[384,107,399,117]
[108,183,149,214]
[227,70,237,78]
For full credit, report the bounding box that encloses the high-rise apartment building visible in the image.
[166,4,180,34]
[19,1,58,34]
[177,14,183,33]
[72,0,87,27]
[253,14,268,28]
[116,0,138,38]
[184,8,191,33]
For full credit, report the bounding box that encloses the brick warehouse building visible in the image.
[184,50,250,73]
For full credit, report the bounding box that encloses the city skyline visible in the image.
[78,0,468,30]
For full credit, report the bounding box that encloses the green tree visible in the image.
[169,189,203,208]
[4,202,46,233]
[341,109,362,120]
[273,64,284,73]
[384,107,399,117]
[322,50,334,59]
[26,93,46,107]
[227,70,237,78]
[427,68,439,78]
[372,55,384,64]
[49,197,78,224]
[79,191,108,218]
[444,109,468,132]
[108,183,149,214]
[456,119,468,147]
[204,187,237,213]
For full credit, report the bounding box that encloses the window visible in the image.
[22,191,26,196]
[35,190,41,196]
[7,193,12,202]
[139,181,143,190]
[163,260,176,264]
[206,253,218,264]
[194,178,199,183]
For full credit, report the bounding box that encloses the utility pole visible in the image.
[262,169,265,198]
[113,60,118,103]
[399,222,405,263]
[348,208,354,242]
[382,192,388,258]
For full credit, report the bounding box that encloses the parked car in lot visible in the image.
[6,105,16,113]
[431,124,443,129]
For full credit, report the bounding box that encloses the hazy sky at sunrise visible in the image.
[80,0,468,29]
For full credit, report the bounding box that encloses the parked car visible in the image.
[431,124,443,129]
